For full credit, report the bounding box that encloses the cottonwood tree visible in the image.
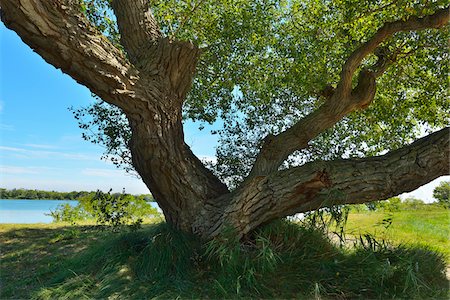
[1,0,448,238]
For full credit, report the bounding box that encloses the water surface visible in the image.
[0,199,79,223]
[0,199,160,223]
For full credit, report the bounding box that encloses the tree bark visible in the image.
[1,0,448,239]
[0,0,229,232]
[201,127,449,238]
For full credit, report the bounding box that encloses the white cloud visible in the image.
[0,146,22,152]
[81,168,124,177]
[0,145,96,161]
[0,165,60,175]
[23,143,59,150]
[1,166,40,174]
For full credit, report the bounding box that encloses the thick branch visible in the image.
[337,7,449,96]
[0,0,139,113]
[218,127,449,237]
[1,0,228,233]
[249,69,376,176]
[248,7,449,178]
[111,0,161,64]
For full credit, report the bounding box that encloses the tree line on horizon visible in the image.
[0,188,154,202]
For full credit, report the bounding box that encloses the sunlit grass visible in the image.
[345,209,450,262]
[1,216,448,299]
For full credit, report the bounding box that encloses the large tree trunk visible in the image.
[1,0,448,239]
[126,85,229,231]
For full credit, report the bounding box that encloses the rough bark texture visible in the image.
[200,127,450,237]
[0,0,228,232]
[1,0,449,239]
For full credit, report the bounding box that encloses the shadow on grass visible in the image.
[0,221,448,299]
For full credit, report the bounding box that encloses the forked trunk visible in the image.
[126,95,228,232]
[1,0,448,240]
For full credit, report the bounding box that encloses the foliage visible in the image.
[433,181,450,208]
[47,190,160,230]
[74,0,449,187]
[47,203,90,225]
[69,100,135,175]
[349,196,443,213]
[402,197,426,210]
[1,220,447,299]
[85,190,149,230]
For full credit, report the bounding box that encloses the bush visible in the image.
[49,189,160,230]
[87,190,150,230]
[402,197,425,210]
[48,203,89,224]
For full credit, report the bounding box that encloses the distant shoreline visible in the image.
[0,198,79,201]
[0,188,154,202]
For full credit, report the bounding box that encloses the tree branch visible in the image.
[110,0,200,100]
[337,6,449,96]
[220,127,449,237]
[247,7,449,178]
[371,47,417,78]
[110,0,162,64]
[0,0,139,113]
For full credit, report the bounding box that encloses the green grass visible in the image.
[1,217,448,299]
[345,209,450,262]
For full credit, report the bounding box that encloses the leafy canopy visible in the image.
[75,0,449,187]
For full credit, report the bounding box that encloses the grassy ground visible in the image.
[345,209,450,262]
[0,211,448,299]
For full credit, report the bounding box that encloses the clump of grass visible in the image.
[3,220,447,299]
[34,223,203,299]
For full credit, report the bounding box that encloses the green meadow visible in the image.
[345,209,450,262]
[1,208,448,299]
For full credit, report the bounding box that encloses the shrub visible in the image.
[48,203,89,224]
[49,189,160,230]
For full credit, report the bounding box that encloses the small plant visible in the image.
[303,205,350,247]
[47,203,88,225]
[48,189,160,231]
[88,189,157,231]
[204,224,281,296]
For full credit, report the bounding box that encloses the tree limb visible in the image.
[0,0,139,113]
[247,7,449,178]
[337,6,449,96]
[110,0,161,64]
[110,0,200,100]
[220,127,449,237]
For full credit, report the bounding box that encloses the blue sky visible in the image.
[0,22,218,194]
[0,22,448,201]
